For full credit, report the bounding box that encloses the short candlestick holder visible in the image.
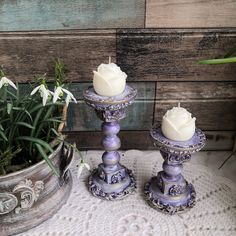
[83,85,137,200]
[144,125,206,214]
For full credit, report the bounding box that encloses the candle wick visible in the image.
[109,56,111,64]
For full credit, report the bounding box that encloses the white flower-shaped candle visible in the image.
[93,57,127,97]
[161,104,196,141]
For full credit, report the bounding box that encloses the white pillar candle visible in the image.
[161,103,196,141]
[93,57,127,97]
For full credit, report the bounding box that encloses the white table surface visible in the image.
[19,150,236,236]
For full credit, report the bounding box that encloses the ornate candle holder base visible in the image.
[84,85,137,200]
[145,126,206,214]
[89,164,136,200]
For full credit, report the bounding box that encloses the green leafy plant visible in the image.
[0,60,78,176]
[199,45,236,65]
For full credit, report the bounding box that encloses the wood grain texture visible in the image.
[117,29,236,81]
[156,82,236,99]
[0,0,145,31]
[0,30,116,82]
[155,100,236,131]
[146,0,236,28]
[65,82,155,131]
[65,131,235,151]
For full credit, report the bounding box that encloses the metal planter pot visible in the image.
[0,142,74,236]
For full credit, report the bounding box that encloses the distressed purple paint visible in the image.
[83,85,137,200]
[144,124,206,214]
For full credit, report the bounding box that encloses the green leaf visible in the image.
[199,57,236,65]
[29,102,64,114]
[0,129,8,141]
[50,128,60,137]
[6,90,17,99]
[35,143,60,177]
[43,118,62,123]
[15,122,35,130]
[23,109,33,122]
[15,136,54,153]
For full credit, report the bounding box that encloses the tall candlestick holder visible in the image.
[83,85,137,200]
[144,124,206,214]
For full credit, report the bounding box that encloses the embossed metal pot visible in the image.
[0,142,74,236]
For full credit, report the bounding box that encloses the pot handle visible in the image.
[59,142,74,186]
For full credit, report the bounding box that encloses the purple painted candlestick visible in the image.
[83,85,137,200]
[144,124,206,214]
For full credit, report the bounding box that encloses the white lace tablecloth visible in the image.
[20,150,236,236]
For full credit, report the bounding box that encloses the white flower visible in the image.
[30,84,53,106]
[0,77,17,90]
[77,160,90,178]
[53,86,77,105]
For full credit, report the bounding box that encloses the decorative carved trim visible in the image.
[151,126,206,155]
[160,151,191,163]
[111,171,125,184]
[0,179,44,215]
[99,171,106,181]
[89,168,136,200]
[144,180,196,215]
[13,179,44,214]
[169,185,185,196]
[83,85,137,112]
[0,193,18,215]
[96,109,126,122]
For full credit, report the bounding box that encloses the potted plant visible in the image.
[0,60,79,235]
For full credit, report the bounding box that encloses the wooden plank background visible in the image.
[0,1,235,151]
[0,30,116,82]
[0,0,145,30]
[146,0,236,28]
[117,29,236,81]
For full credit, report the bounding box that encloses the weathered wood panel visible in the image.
[146,0,236,28]
[0,0,145,31]
[0,30,116,82]
[117,29,236,81]
[155,100,236,130]
[65,82,155,131]
[65,131,235,151]
[156,82,236,100]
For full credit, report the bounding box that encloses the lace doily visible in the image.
[20,150,236,236]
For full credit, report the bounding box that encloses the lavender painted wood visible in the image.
[0,30,116,82]
[117,29,236,81]
[0,142,73,235]
[0,0,145,31]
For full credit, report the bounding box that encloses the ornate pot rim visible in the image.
[0,141,63,180]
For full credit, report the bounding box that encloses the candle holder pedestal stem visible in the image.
[83,85,137,200]
[145,125,206,214]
